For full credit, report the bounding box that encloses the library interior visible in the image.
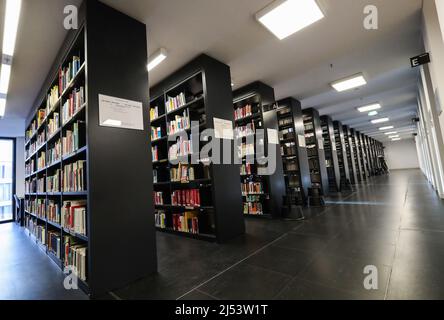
[1,0,444,301]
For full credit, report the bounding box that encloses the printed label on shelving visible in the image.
[298,135,306,148]
[214,118,234,140]
[267,129,279,144]
[99,94,144,130]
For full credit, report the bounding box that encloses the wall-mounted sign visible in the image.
[410,53,430,68]
[99,94,144,130]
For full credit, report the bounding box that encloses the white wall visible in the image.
[15,137,25,197]
[0,118,25,137]
[423,0,444,145]
[385,139,420,170]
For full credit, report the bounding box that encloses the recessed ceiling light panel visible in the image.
[384,131,397,135]
[391,138,401,141]
[0,98,6,117]
[371,118,389,124]
[358,103,381,113]
[331,73,367,92]
[147,48,167,72]
[256,0,324,40]
[368,111,378,116]
[379,126,394,131]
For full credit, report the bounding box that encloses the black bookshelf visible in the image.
[320,115,341,192]
[276,98,311,207]
[302,108,329,196]
[232,82,285,218]
[333,121,352,190]
[150,54,245,242]
[357,132,369,180]
[364,135,375,176]
[24,0,157,297]
[343,126,358,184]
[350,128,364,183]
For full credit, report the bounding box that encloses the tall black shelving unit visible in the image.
[276,98,311,207]
[320,115,341,192]
[302,108,329,196]
[150,54,245,242]
[343,125,358,185]
[232,82,285,218]
[350,128,364,182]
[23,0,157,297]
[357,132,369,180]
[364,135,375,176]
[333,121,352,189]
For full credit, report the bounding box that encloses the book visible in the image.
[62,200,87,236]
[62,160,86,192]
[171,189,201,207]
[64,236,87,281]
[165,92,186,113]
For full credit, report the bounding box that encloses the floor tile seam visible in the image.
[174,232,292,300]
[195,288,221,300]
[282,275,386,300]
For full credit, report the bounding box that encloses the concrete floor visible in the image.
[1,169,444,300]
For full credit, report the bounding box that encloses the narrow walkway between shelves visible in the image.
[0,223,88,300]
[113,169,444,300]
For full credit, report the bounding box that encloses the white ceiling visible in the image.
[1,0,424,142]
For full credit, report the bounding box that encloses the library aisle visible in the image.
[1,169,443,300]
[110,169,443,300]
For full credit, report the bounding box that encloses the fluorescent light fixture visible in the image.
[0,64,12,94]
[384,131,397,135]
[0,98,5,117]
[379,126,394,131]
[147,48,167,72]
[358,103,381,113]
[391,138,401,141]
[388,135,399,139]
[371,118,389,124]
[2,0,22,56]
[368,111,378,116]
[331,73,367,92]
[256,0,324,40]
[103,119,122,126]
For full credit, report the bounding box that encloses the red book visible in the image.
[196,190,201,206]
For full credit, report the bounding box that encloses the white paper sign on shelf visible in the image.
[318,139,324,150]
[99,94,144,130]
[214,118,234,140]
[267,129,279,145]
[298,135,306,148]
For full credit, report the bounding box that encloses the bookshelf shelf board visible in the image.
[166,96,204,117]
[150,114,166,124]
[36,142,46,154]
[47,220,62,229]
[47,128,62,143]
[35,168,47,175]
[62,103,87,128]
[234,113,261,124]
[47,192,62,196]
[62,191,88,196]
[152,159,168,165]
[62,145,87,162]
[156,227,216,241]
[63,228,89,242]
[46,159,62,170]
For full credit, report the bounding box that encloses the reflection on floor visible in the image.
[1,169,444,300]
